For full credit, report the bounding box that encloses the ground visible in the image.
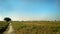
[0,21,60,34]
[12,21,60,34]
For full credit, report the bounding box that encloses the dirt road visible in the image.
[3,23,15,34]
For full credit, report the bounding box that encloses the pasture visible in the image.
[11,21,60,34]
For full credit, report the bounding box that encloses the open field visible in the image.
[12,21,60,34]
[0,21,60,34]
[0,21,9,34]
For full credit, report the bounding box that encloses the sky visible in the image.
[0,0,60,21]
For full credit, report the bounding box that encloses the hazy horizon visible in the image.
[0,0,60,21]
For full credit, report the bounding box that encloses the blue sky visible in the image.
[0,0,60,21]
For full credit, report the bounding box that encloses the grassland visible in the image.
[0,21,9,34]
[0,21,60,34]
[12,21,60,34]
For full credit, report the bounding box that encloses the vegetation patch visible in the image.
[12,21,60,34]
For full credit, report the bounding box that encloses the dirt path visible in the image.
[3,23,15,34]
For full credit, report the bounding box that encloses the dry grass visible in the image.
[12,21,60,34]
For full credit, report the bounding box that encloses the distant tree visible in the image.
[4,17,11,22]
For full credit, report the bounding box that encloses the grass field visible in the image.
[0,21,60,34]
[0,21,9,33]
[12,21,60,34]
